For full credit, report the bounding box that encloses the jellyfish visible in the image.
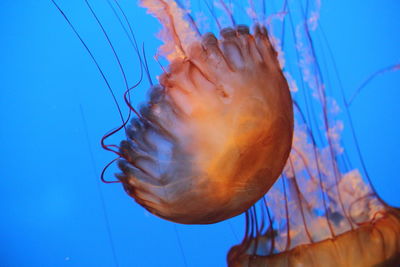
[52,0,400,265]
[116,1,294,224]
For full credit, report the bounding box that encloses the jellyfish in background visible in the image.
[52,0,400,266]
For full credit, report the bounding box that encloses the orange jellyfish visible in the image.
[116,0,293,224]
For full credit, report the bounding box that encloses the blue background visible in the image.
[1,0,399,266]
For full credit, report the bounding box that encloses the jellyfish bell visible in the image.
[117,18,294,223]
[228,209,400,266]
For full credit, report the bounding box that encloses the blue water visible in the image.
[1,0,399,266]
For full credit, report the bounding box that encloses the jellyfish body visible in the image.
[118,23,293,224]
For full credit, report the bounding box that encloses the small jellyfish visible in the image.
[117,0,293,224]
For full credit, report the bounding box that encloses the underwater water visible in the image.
[1,0,399,266]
